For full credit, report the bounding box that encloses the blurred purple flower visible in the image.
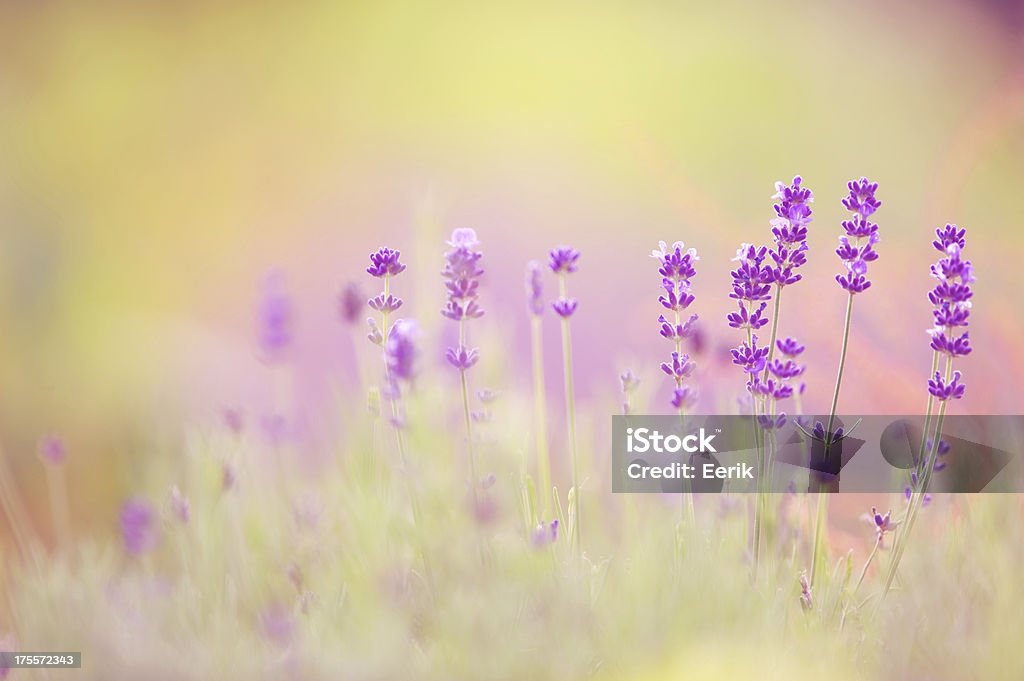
[548,246,580,274]
[446,345,479,370]
[526,260,544,316]
[38,434,66,465]
[442,228,485,369]
[259,603,296,646]
[552,298,578,318]
[120,497,158,556]
[258,271,293,361]
[385,320,420,384]
[223,408,244,434]
[338,282,365,325]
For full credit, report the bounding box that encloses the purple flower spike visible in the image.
[526,260,544,316]
[258,270,293,360]
[928,370,966,401]
[443,228,486,371]
[835,178,881,295]
[385,320,419,384]
[654,241,700,411]
[548,246,580,274]
[121,497,158,556]
[38,435,66,465]
[552,298,578,318]
[923,226,972,411]
[366,247,406,278]
[768,176,814,287]
[338,282,364,325]
[368,293,403,314]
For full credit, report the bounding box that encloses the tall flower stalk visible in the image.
[550,246,582,558]
[365,247,432,585]
[810,177,881,587]
[653,241,699,523]
[881,226,972,599]
[526,261,551,519]
[728,243,772,572]
[442,229,485,509]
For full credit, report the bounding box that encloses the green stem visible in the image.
[824,292,855,453]
[559,274,582,559]
[853,536,880,595]
[530,316,551,519]
[809,293,855,587]
[762,285,783,384]
[881,357,952,600]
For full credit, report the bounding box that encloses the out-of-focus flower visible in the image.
[385,320,420,384]
[223,408,244,434]
[38,434,66,465]
[526,260,544,316]
[259,603,296,646]
[338,282,365,325]
[548,246,580,274]
[258,270,293,361]
[121,498,158,556]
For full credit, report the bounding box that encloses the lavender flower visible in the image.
[223,408,244,434]
[550,245,583,556]
[548,247,580,274]
[799,571,813,611]
[652,241,699,411]
[366,247,406,277]
[442,228,485,369]
[338,282,365,325]
[835,178,881,294]
[768,176,813,287]
[927,370,966,401]
[526,260,544,316]
[871,506,893,540]
[258,270,293,361]
[38,434,66,465]
[365,247,405,349]
[549,246,580,318]
[385,320,420,386]
[531,519,560,548]
[120,497,158,556]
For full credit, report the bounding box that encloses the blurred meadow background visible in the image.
[2,0,1024,678]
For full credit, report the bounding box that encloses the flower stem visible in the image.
[810,292,854,587]
[881,357,953,601]
[762,285,783,383]
[853,536,880,595]
[530,315,551,519]
[824,292,855,453]
[558,273,582,559]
